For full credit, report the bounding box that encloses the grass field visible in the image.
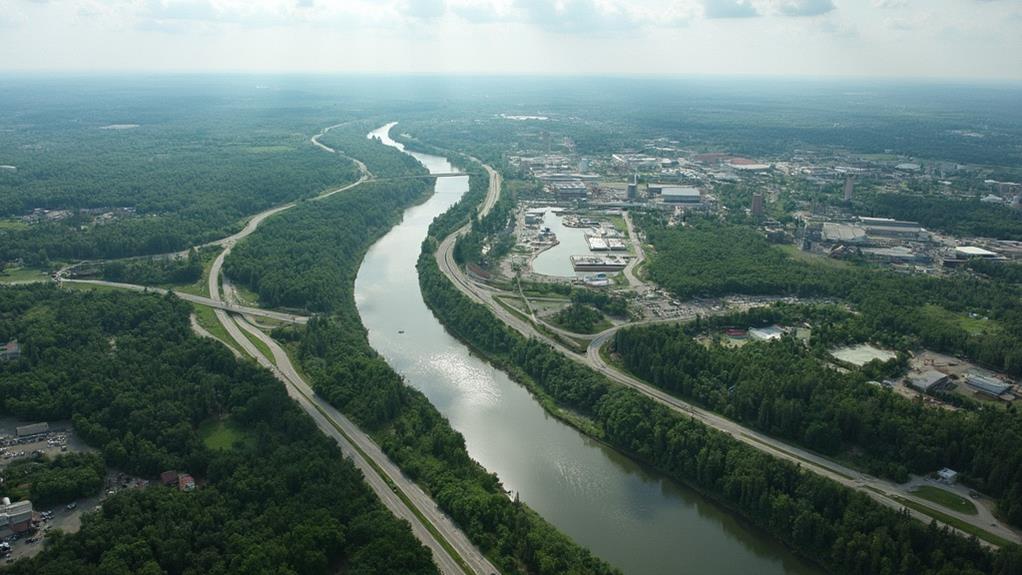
[0,219,29,231]
[198,419,251,451]
[0,266,49,284]
[911,485,978,515]
[921,304,999,336]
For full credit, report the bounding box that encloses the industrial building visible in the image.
[954,246,1000,259]
[660,186,702,204]
[906,370,952,393]
[549,180,588,200]
[858,217,928,241]
[0,498,33,537]
[965,372,1014,399]
[15,422,48,438]
[861,246,929,264]
[821,222,868,244]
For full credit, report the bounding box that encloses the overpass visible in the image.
[61,279,309,325]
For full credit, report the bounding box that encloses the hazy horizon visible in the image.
[1,0,1021,81]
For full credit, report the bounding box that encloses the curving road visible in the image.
[433,158,1022,548]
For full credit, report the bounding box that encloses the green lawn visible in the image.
[0,218,28,231]
[911,485,978,515]
[921,304,999,336]
[0,266,49,284]
[198,419,251,451]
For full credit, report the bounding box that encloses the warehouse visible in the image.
[549,180,588,200]
[965,372,1014,399]
[906,370,952,393]
[660,186,702,204]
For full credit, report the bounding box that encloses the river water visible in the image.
[354,123,819,575]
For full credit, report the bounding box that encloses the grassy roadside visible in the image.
[911,485,979,515]
[891,495,1012,547]
[192,305,244,355]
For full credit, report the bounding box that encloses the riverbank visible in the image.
[413,147,1007,575]
[224,123,618,575]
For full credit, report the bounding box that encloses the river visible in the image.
[354,123,820,575]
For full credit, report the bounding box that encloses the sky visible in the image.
[0,0,1020,80]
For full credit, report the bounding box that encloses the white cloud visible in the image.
[702,0,759,18]
[774,0,834,17]
[0,0,1018,78]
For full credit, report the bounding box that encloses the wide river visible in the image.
[355,124,820,575]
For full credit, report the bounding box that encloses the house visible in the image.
[178,474,196,492]
[0,341,20,362]
[160,470,178,486]
[937,468,958,485]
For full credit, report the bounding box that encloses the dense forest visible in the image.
[0,284,436,574]
[642,220,1022,376]
[100,249,205,286]
[0,453,105,508]
[0,82,363,262]
[223,128,616,575]
[550,303,606,334]
[856,193,1022,241]
[416,178,1022,574]
[613,317,1022,524]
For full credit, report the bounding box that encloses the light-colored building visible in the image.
[906,370,952,393]
[660,186,702,204]
[749,325,786,341]
[821,223,868,244]
[0,498,33,536]
[955,246,1000,259]
[937,468,958,484]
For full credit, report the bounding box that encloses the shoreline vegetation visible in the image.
[412,144,1021,574]
[222,123,618,575]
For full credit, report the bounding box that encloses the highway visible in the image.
[432,158,1022,548]
[61,279,308,324]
